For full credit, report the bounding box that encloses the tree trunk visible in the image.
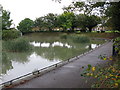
[88,27,92,32]
[49,27,52,32]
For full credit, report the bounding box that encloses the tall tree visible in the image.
[93,1,120,32]
[84,15,101,32]
[34,17,45,30]
[44,13,58,31]
[2,9,13,30]
[76,14,101,32]
[63,2,94,16]
[105,2,120,32]
[57,12,75,31]
[17,18,34,34]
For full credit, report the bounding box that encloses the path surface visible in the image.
[13,41,113,88]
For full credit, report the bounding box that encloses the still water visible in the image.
[1,33,105,84]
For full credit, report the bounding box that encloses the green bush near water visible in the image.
[2,29,21,40]
[3,38,32,52]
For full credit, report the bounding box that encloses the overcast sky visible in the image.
[0,0,74,26]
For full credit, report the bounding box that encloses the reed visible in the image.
[3,38,32,52]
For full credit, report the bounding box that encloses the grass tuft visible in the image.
[3,38,32,52]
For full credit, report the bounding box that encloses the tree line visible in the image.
[17,12,101,34]
[1,1,120,35]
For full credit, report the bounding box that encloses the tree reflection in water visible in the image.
[1,33,105,83]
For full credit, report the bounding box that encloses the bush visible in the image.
[81,55,120,88]
[2,29,21,40]
[69,35,90,43]
[113,37,120,56]
[3,38,32,52]
[17,18,34,34]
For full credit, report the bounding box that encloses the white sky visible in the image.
[0,0,73,26]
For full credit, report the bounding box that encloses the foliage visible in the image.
[105,2,120,32]
[63,2,94,15]
[34,17,45,30]
[2,29,21,40]
[75,14,101,32]
[93,2,120,32]
[3,38,32,52]
[44,13,58,31]
[57,12,75,31]
[69,35,90,43]
[81,55,120,88]
[81,37,120,88]
[33,13,58,31]
[2,9,13,30]
[113,37,120,56]
[84,15,101,32]
[17,18,34,34]
[33,12,100,32]
[1,51,13,74]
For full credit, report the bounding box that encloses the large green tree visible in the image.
[44,13,58,31]
[34,17,45,30]
[75,14,101,32]
[57,12,76,31]
[93,1,120,32]
[17,18,34,34]
[105,2,120,32]
[63,2,94,15]
[2,9,13,30]
[84,15,101,32]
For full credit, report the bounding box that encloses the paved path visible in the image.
[13,41,113,88]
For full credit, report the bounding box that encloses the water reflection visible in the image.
[1,33,105,84]
[1,52,13,75]
[85,44,100,49]
[30,41,72,48]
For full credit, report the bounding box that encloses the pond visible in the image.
[1,33,106,84]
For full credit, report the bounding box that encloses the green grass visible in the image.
[69,34,90,43]
[3,38,32,52]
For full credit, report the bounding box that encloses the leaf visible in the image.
[87,64,92,71]
[116,80,120,83]
[88,64,92,68]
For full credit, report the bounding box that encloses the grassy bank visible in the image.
[3,38,32,52]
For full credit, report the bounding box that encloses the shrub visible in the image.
[69,35,90,43]
[17,18,34,34]
[81,55,120,88]
[2,29,21,40]
[3,38,32,52]
[113,37,120,56]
